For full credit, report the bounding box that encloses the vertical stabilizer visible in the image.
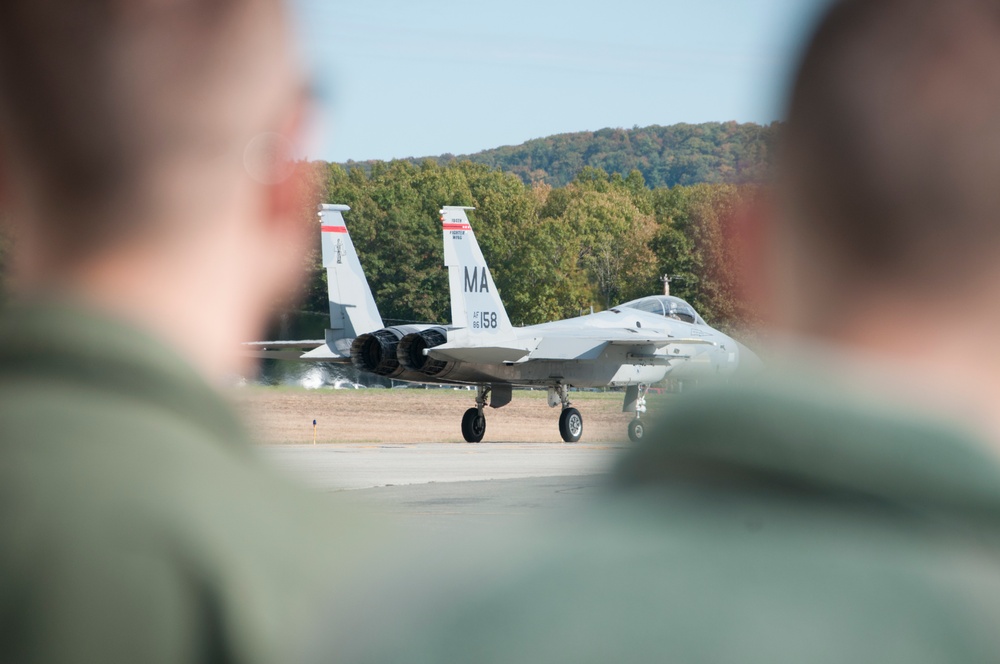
[441,206,513,337]
[319,205,384,355]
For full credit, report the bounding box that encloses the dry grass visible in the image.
[230,387,642,444]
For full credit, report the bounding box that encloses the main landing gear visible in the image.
[459,383,584,443]
[549,384,583,443]
[461,385,490,443]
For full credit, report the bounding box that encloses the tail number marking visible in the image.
[464,266,489,293]
[473,311,498,330]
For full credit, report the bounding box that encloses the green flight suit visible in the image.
[325,377,1000,663]
[0,303,364,664]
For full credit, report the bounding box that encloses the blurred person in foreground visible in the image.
[320,1,1000,662]
[0,2,369,662]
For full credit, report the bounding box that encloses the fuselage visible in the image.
[399,296,757,388]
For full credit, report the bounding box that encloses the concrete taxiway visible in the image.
[258,442,629,529]
[259,442,626,491]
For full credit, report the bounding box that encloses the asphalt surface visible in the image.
[258,442,629,529]
[259,442,626,490]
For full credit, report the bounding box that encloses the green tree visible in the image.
[355,121,779,189]
[303,159,759,336]
[317,159,544,325]
[537,169,659,311]
[652,183,760,332]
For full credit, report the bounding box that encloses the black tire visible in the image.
[559,407,583,443]
[627,418,646,442]
[461,407,486,443]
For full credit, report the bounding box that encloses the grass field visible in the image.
[230,386,661,445]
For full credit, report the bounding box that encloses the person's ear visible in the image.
[0,140,8,211]
[251,95,317,298]
[0,147,17,270]
[263,93,312,235]
[734,187,781,327]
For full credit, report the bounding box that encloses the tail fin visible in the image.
[441,206,513,337]
[318,205,384,356]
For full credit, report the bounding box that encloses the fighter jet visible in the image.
[351,207,760,443]
[247,205,758,441]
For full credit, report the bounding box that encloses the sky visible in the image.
[289,0,830,163]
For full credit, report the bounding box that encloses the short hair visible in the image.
[779,0,1000,294]
[0,0,286,260]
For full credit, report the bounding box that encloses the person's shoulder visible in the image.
[616,376,1000,515]
[0,303,372,663]
[322,485,1000,664]
[0,361,350,552]
[0,398,368,664]
[320,378,1000,664]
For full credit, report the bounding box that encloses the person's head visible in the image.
[767,0,1000,339]
[0,0,312,375]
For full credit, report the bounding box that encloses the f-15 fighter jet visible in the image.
[352,207,760,443]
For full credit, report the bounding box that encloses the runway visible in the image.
[258,442,629,530]
[259,442,627,491]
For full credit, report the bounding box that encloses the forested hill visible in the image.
[341,121,779,189]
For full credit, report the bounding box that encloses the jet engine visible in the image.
[397,327,452,377]
[350,325,429,378]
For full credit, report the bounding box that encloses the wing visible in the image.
[241,340,324,361]
[524,329,715,361]
[426,339,541,364]
[240,340,354,363]
[426,330,715,364]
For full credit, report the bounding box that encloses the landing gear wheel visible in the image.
[461,407,486,443]
[559,407,583,443]
[627,418,646,442]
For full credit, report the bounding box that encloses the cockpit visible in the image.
[617,296,705,325]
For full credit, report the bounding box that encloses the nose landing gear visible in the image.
[626,384,649,442]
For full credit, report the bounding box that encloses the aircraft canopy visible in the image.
[618,296,705,325]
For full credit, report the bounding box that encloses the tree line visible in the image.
[341,121,777,190]
[301,159,759,334]
[0,160,762,335]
